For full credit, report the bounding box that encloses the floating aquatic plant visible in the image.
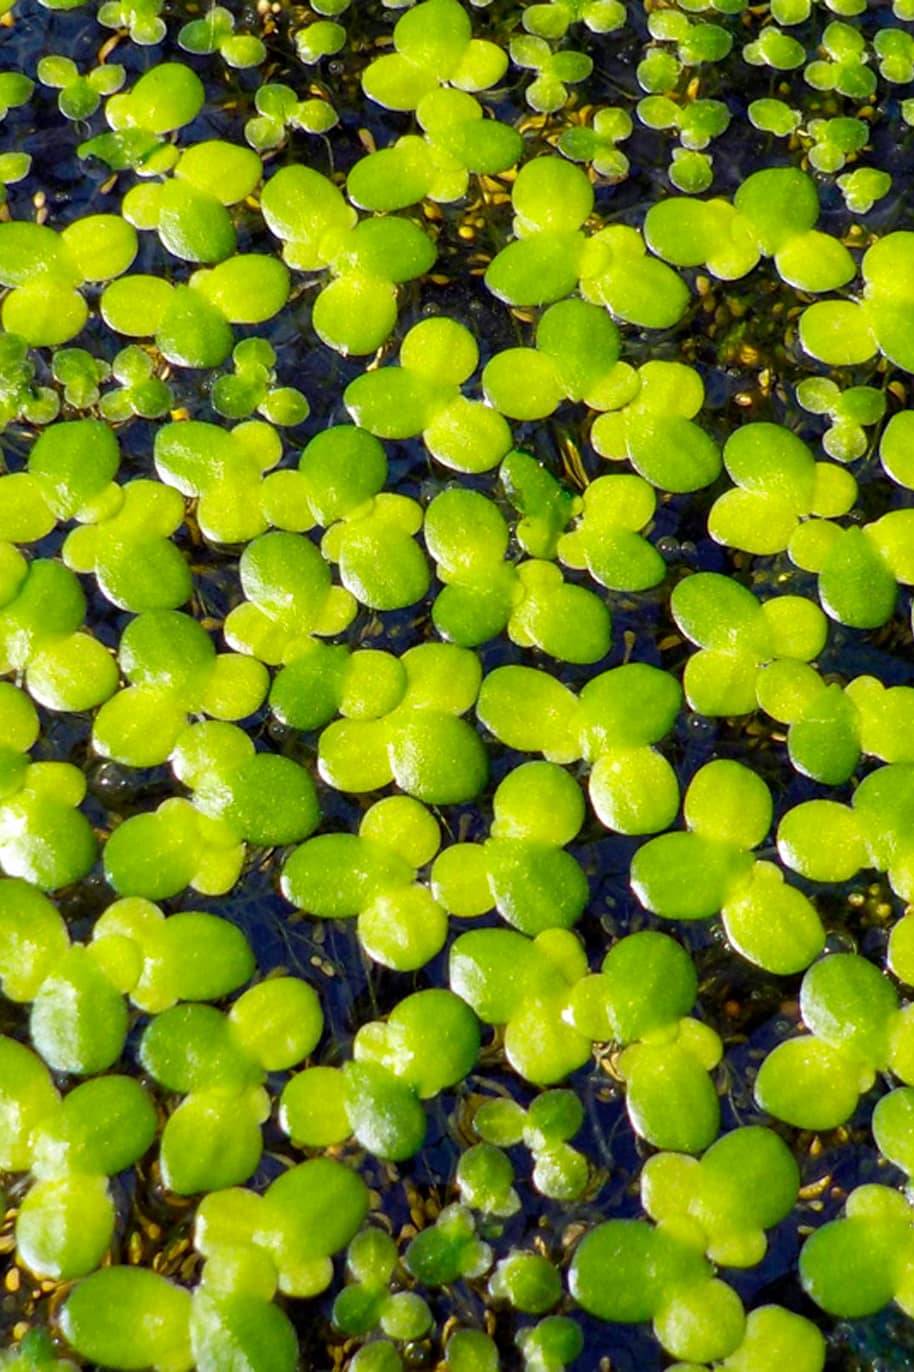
[6,2,914,1367]
[425,486,611,661]
[0,216,138,346]
[431,761,589,934]
[473,1088,590,1202]
[486,157,689,327]
[360,0,507,111]
[245,83,338,150]
[92,609,268,769]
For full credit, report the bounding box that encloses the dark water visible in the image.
[3,0,914,1367]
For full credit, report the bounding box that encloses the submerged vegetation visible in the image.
[3,0,914,1368]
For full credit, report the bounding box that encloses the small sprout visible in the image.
[99,345,173,420]
[795,378,885,462]
[646,10,733,67]
[667,148,711,192]
[838,166,892,214]
[178,5,266,68]
[361,0,507,111]
[97,0,166,45]
[558,107,632,180]
[51,348,109,409]
[510,35,593,113]
[405,1205,492,1286]
[638,95,730,189]
[37,56,125,120]
[475,1088,589,1201]
[245,83,338,150]
[212,339,309,425]
[333,1229,432,1342]
[0,336,59,430]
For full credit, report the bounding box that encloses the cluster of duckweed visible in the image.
[4,0,914,1367]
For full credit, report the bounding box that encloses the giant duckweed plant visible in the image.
[5,0,914,1367]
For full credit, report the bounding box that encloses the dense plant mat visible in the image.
[2,0,914,1368]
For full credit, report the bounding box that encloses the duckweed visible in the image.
[4,0,914,1366]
